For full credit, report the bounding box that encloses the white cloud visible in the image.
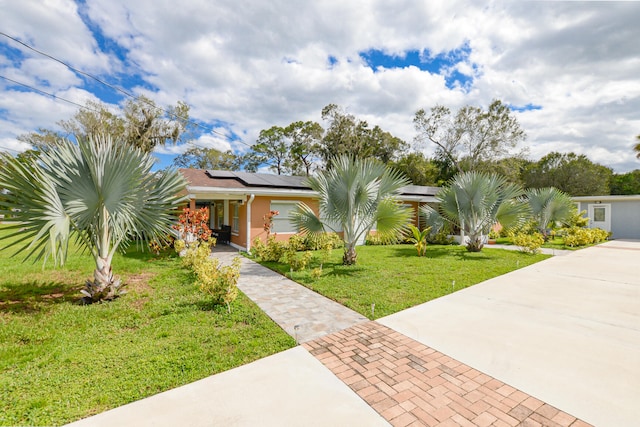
[0,0,639,173]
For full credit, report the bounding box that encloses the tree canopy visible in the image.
[413,99,526,174]
[522,152,612,196]
[18,96,192,153]
[172,146,241,170]
[319,104,407,168]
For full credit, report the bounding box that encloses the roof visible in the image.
[573,194,640,202]
[179,168,439,199]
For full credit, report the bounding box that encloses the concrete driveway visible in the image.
[379,240,640,427]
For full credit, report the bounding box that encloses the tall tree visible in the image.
[290,155,411,265]
[389,152,441,186]
[172,146,241,170]
[413,99,526,173]
[634,134,640,159]
[285,121,323,176]
[522,152,612,196]
[610,170,640,195]
[422,171,529,252]
[17,96,192,153]
[244,126,290,175]
[319,104,407,168]
[0,134,187,302]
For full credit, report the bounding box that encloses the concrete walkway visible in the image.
[68,241,640,427]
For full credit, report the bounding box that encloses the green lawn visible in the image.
[256,244,550,319]
[0,228,295,426]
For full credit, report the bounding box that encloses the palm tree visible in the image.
[0,134,187,302]
[290,155,411,265]
[525,187,574,240]
[423,171,529,252]
[635,135,640,159]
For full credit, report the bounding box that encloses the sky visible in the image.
[0,0,639,173]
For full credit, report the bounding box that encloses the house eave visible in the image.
[573,195,640,202]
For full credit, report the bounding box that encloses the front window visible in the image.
[270,201,299,233]
[232,203,240,233]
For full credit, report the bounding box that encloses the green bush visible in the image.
[252,235,288,262]
[287,233,307,251]
[564,227,609,247]
[193,256,241,312]
[284,249,313,271]
[427,228,455,245]
[511,232,545,254]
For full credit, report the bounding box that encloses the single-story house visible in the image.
[180,169,439,251]
[574,194,640,240]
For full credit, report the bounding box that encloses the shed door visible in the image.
[588,204,611,232]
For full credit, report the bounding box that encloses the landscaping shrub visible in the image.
[407,225,430,256]
[511,232,545,254]
[563,227,609,247]
[173,207,212,247]
[284,248,313,272]
[194,256,242,312]
[252,235,287,262]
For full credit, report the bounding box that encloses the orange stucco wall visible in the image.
[224,195,319,250]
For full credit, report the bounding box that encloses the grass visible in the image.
[256,244,550,319]
[0,227,295,426]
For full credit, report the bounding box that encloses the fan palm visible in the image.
[290,155,411,265]
[525,187,574,240]
[423,171,529,252]
[0,134,187,302]
[634,135,640,159]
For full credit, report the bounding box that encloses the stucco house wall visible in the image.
[179,169,438,252]
[574,195,640,240]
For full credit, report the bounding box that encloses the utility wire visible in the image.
[0,31,252,148]
[0,75,243,155]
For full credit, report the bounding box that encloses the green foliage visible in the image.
[610,169,640,195]
[319,104,407,168]
[414,99,526,174]
[426,229,456,245]
[563,227,610,247]
[424,171,529,252]
[511,232,545,254]
[525,187,574,239]
[0,134,187,303]
[291,155,412,265]
[194,256,242,312]
[18,96,192,153]
[302,232,343,251]
[564,206,589,228]
[407,225,431,256]
[251,235,287,262]
[256,244,549,319]
[388,152,441,186]
[522,152,613,196]
[284,249,313,272]
[172,146,241,170]
[0,227,295,426]
[287,233,307,251]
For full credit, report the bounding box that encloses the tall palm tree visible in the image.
[290,155,411,265]
[0,134,187,302]
[525,187,574,240]
[423,171,529,252]
[634,134,640,159]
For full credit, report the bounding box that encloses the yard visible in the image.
[0,227,295,426]
[1,224,551,426]
[255,244,550,319]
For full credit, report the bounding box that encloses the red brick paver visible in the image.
[304,321,592,427]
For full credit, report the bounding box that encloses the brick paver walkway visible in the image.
[213,246,368,343]
[304,322,592,427]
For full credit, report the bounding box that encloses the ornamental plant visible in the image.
[408,225,431,257]
[173,207,212,247]
[263,210,279,237]
[194,256,242,312]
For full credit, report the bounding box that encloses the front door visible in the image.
[588,204,611,232]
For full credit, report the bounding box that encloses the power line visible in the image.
[0,74,246,156]
[0,32,252,149]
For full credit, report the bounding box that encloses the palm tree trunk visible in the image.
[342,245,358,265]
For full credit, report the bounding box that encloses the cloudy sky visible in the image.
[1,0,639,172]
